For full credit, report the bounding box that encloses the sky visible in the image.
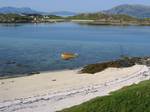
[0,0,150,12]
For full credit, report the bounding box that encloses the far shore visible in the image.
[1,19,150,26]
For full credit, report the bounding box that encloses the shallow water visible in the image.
[0,23,150,77]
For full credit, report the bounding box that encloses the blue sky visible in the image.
[0,0,150,12]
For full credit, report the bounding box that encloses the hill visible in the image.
[59,79,150,112]
[49,11,77,17]
[1,5,150,18]
[104,4,150,18]
[68,12,137,21]
[0,7,76,17]
[68,12,150,25]
[0,7,41,14]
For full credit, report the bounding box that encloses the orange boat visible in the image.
[61,53,78,60]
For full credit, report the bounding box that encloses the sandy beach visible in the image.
[0,65,150,112]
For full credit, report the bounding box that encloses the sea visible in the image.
[0,22,150,77]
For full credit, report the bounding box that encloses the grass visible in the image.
[58,80,150,112]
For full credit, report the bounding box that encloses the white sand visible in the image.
[0,65,150,112]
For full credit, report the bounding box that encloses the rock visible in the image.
[27,71,40,75]
[80,57,136,74]
[1,82,4,85]
[52,79,56,81]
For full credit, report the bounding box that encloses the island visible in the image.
[1,13,150,26]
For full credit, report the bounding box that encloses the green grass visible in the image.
[59,80,150,112]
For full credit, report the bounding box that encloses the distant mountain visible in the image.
[104,4,150,18]
[49,11,77,17]
[0,7,41,14]
[0,7,77,17]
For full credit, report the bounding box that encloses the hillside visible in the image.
[59,79,150,112]
[68,12,137,21]
[0,7,41,14]
[104,4,150,18]
[1,5,150,18]
[0,14,32,23]
[68,12,150,25]
[49,11,77,17]
[0,7,76,17]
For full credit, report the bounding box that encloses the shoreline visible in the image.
[1,56,150,80]
[0,67,82,80]
[0,64,150,112]
[1,20,150,26]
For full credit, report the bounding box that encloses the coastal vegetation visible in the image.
[0,13,64,23]
[59,79,150,112]
[1,12,150,25]
[68,13,150,25]
[0,14,32,23]
[68,13,137,21]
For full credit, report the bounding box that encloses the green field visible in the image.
[59,80,150,112]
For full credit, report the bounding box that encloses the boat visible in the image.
[61,52,78,60]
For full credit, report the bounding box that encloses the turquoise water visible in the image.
[0,23,150,77]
